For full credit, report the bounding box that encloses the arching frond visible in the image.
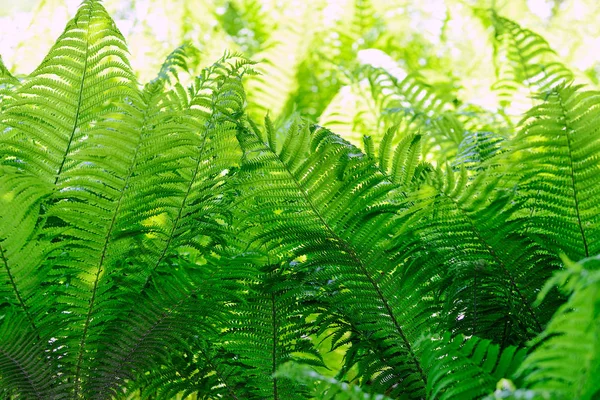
[1,0,140,183]
[486,12,574,109]
[397,167,558,345]
[0,2,252,396]
[508,85,600,260]
[230,115,435,398]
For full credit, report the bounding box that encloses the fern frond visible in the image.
[0,55,18,108]
[142,338,250,399]
[218,253,323,399]
[74,53,250,396]
[0,0,140,184]
[373,126,430,189]
[508,85,600,259]
[419,332,526,400]
[230,115,435,398]
[320,65,463,166]
[397,167,556,345]
[216,0,274,57]
[1,3,251,395]
[497,255,600,400]
[0,314,57,399]
[0,3,143,387]
[453,130,505,171]
[151,42,200,86]
[486,12,573,109]
[243,4,313,120]
[86,256,236,399]
[319,65,396,149]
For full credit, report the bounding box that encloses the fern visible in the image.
[1,1,600,399]
[493,255,600,400]
[507,85,600,260]
[276,363,393,400]
[0,2,250,396]
[419,332,526,399]
[484,12,574,109]
[228,115,438,397]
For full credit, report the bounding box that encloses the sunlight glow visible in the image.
[527,0,553,20]
[358,49,407,81]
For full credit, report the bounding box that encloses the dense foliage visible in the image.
[1,0,599,399]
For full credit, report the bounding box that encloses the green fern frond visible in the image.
[0,313,58,400]
[0,56,17,85]
[0,0,140,184]
[218,254,323,399]
[453,130,505,171]
[71,53,250,396]
[320,65,462,165]
[152,42,200,86]
[0,2,251,395]
[142,337,251,399]
[230,115,436,398]
[0,55,18,108]
[216,0,274,57]
[485,12,574,109]
[86,255,237,399]
[495,255,600,400]
[243,3,313,121]
[373,126,430,189]
[508,85,600,260]
[318,67,390,149]
[419,332,526,400]
[397,166,556,345]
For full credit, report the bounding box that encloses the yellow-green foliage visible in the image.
[0,1,599,399]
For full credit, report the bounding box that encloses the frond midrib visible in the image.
[0,243,38,337]
[53,4,92,187]
[555,91,589,257]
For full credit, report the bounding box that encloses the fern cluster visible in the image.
[1,1,599,399]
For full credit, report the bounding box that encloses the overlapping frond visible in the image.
[76,52,251,397]
[0,314,57,400]
[0,2,252,396]
[276,363,393,400]
[218,254,322,399]
[320,65,463,166]
[1,1,599,399]
[397,167,557,345]
[229,115,435,398]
